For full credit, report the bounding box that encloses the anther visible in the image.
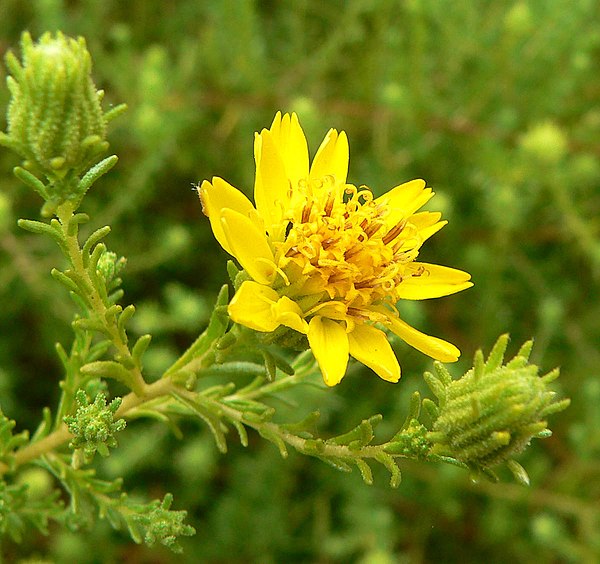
[382,220,407,245]
[301,203,313,223]
[324,193,335,216]
[363,221,382,238]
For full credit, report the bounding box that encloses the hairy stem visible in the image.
[56,201,146,394]
[0,377,177,476]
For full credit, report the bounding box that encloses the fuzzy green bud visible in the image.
[1,32,110,204]
[64,390,126,468]
[426,335,569,483]
[96,250,126,285]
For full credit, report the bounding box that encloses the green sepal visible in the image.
[423,371,446,404]
[400,391,421,431]
[226,260,241,285]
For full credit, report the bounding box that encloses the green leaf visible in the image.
[82,226,112,266]
[171,393,228,453]
[17,218,63,245]
[485,333,509,371]
[80,361,138,390]
[13,167,49,200]
[131,334,152,369]
[165,285,230,376]
[355,459,373,485]
[77,155,118,196]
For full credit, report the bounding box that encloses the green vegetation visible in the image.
[0,1,598,562]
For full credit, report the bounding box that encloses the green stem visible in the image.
[0,377,177,476]
[55,201,146,394]
[183,389,398,464]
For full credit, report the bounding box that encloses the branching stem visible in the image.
[56,201,147,394]
[0,377,176,476]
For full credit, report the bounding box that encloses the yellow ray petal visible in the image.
[385,315,461,362]
[409,211,443,229]
[416,220,447,244]
[348,324,400,382]
[198,177,257,256]
[272,295,309,334]
[376,179,433,227]
[396,263,473,300]
[269,112,309,191]
[221,208,276,285]
[228,281,281,332]
[254,129,289,239]
[310,129,349,186]
[308,316,349,386]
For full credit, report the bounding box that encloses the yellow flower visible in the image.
[199,112,472,386]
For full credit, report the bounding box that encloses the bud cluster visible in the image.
[64,390,126,468]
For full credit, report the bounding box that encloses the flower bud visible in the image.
[426,335,570,483]
[1,32,108,200]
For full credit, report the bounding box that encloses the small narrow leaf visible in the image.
[132,335,152,368]
[77,155,118,195]
[18,218,63,244]
[355,459,373,485]
[507,459,530,486]
[486,334,509,371]
[375,452,402,488]
[231,420,248,447]
[13,166,49,199]
[423,372,446,403]
[80,361,136,389]
[51,268,82,294]
[82,226,111,265]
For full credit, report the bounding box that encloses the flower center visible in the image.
[273,176,423,314]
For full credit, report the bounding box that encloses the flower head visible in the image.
[199,112,472,386]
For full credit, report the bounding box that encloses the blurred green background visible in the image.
[1,0,599,562]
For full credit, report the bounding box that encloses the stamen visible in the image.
[324,193,335,216]
[354,278,375,289]
[382,220,407,245]
[301,202,313,223]
[363,221,383,238]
